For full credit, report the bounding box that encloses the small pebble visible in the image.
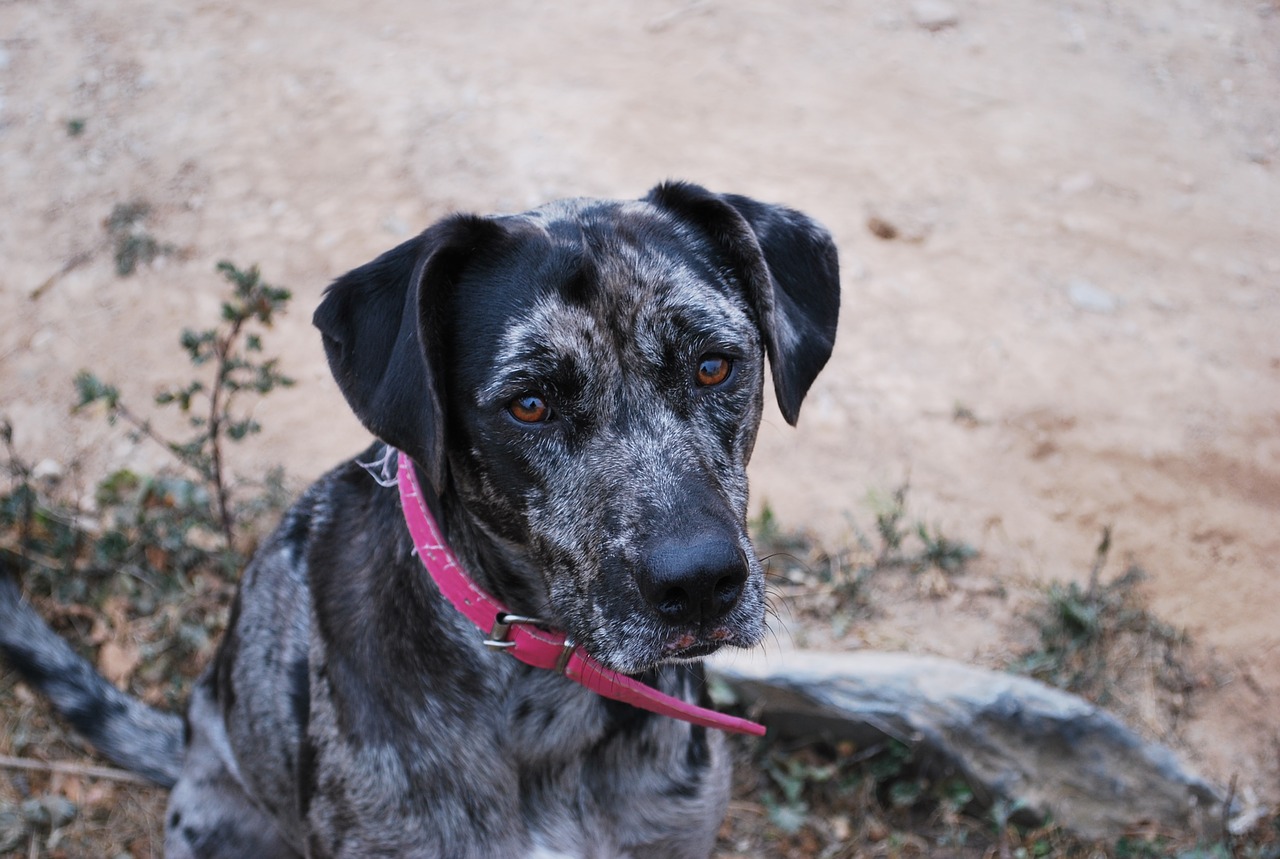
[867,215,898,240]
[32,459,63,481]
[1058,171,1096,196]
[910,0,960,31]
[1067,278,1117,314]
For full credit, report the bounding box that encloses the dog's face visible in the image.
[443,200,770,673]
[315,182,839,675]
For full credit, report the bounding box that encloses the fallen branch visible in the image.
[0,753,154,786]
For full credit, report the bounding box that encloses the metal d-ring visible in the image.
[483,613,544,651]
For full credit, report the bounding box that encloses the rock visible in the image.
[910,0,960,31]
[37,796,77,830]
[20,798,50,827]
[866,206,935,243]
[1057,171,1096,196]
[32,458,63,481]
[866,214,899,240]
[381,215,411,236]
[709,649,1221,839]
[0,806,26,854]
[1067,278,1118,313]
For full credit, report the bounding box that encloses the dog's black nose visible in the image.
[639,536,748,626]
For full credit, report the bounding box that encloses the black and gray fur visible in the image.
[0,181,839,858]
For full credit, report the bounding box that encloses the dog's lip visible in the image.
[661,630,734,660]
[666,641,721,660]
[579,623,758,673]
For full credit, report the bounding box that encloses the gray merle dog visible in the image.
[0,181,839,858]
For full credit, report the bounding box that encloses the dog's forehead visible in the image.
[487,198,753,369]
[521,196,659,233]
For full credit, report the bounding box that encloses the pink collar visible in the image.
[394,450,765,737]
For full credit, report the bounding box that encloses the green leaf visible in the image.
[889,779,923,808]
[226,419,261,441]
[73,371,120,411]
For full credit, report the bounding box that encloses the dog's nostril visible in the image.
[712,575,742,613]
[656,586,692,620]
[640,537,748,626]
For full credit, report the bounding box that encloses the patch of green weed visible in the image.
[753,484,977,627]
[76,260,294,554]
[103,200,177,276]
[1014,527,1194,710]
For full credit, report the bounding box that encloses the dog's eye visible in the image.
[508,394,552,423]
[695,355,732,387]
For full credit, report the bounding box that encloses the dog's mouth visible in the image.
[559,611,762,675]
[544,535,768,674]
[660,628,737,662]
[575,613,763,675]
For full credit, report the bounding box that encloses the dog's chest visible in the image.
[295,645,729,858]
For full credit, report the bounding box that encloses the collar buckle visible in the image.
[483,613,544,651]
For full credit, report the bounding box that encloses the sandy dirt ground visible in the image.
[2,0,1278,817]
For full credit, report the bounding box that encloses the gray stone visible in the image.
[709,649,1221,839]
[0,807,26,854]
[1067,278,1118,313]
[910,0,960,31]
[32,458,63,481]
[1058,171,1097,196]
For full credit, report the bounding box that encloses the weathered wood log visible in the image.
[709,649,1221,839]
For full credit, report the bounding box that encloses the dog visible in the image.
[0,181,839,857]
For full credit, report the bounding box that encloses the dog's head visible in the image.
[314,182,839,674]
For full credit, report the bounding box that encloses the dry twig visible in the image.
[0,753,153,786]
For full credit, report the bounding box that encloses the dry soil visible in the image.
[2,0,1277,815]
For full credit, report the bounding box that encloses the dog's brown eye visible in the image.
[508,395,551,423]
[695,355,732,387]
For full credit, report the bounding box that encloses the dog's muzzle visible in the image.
[395,449,766,737]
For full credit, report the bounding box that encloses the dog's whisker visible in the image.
[765,622,792,653]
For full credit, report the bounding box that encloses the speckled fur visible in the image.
[0,182,839,858]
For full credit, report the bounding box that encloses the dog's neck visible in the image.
[413,468,553,623]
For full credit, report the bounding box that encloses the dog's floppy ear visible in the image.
[644,181,840,425]
[313,215,500,490]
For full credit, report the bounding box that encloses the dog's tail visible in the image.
[0,569,184,787]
